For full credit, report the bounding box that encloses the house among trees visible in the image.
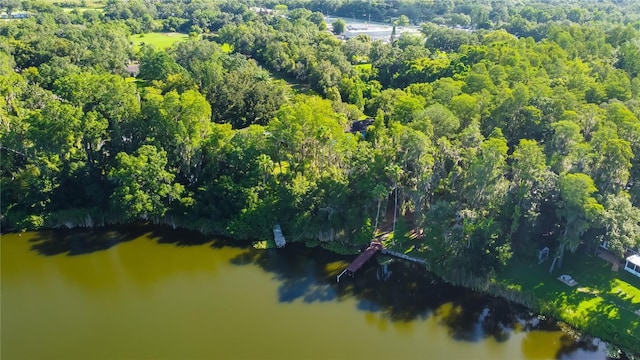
[0,11,31,18]
[624,254,640,278]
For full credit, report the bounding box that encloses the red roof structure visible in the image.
[345,242,382,273]
[337,241,428,283]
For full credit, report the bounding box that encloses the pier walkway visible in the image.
[380,249,428,266]
[337,242,382,282]
[336,241,428,282]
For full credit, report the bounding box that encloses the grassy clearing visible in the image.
[130,32,190,52]
[354,63,372,72]
[249,58,309,94]
[496,253,640,353]
[264,68,311,94]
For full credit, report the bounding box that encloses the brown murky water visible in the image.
[1,226,616,359]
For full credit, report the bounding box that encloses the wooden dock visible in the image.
[337,242,428,282]
[380,249,428,266]
[273,224,286,248]
[337,242,382,282]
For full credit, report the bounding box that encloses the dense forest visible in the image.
[1,0,640,283]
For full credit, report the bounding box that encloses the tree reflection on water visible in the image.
[230,243,628,360]
[24,225,628,360]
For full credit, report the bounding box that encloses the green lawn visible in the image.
[130,32,190,52]
[263,67,310,94]
[496,253,640,353]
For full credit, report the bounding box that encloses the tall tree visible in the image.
[508,139,554,245]
[140,88,212,183]
[109,145,185,221]
[549,120,590,174]
[332,18,346,34]
[138,46,190,83]
[601,192,640,257]
[461,129,509,212]
[589,126,633,195]
[549,173,603,272]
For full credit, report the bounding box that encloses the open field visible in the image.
[130,32,190,52]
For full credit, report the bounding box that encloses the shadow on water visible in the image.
[29,224,232,256]
[23,225,630,359]
[29,224,150,256]
[230,245,338,303]
[228,243,630,360]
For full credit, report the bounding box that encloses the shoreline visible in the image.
[377,248,639,358]
[265,236,636,358]
[4,222,638,357]
[312,237,639,358]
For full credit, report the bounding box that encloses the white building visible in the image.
[624,254,640,278]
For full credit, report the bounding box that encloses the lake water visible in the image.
[1,225,618,359]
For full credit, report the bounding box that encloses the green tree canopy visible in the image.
[109,145,185,221]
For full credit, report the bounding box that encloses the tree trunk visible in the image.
[548,243,566,273]
[557,243,566,269]
[548,251,558,273]
[374,199,381,233]
[392,181,398,237]
[557,226,569,269]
